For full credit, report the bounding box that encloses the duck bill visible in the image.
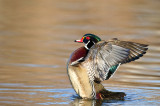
[74,38,83,43]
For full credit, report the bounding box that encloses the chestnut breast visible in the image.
[69,46,88,64]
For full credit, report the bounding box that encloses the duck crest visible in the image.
[84,33,101,42]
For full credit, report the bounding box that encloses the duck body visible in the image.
[67,44,107,99]
[67,47,93,99]
[67,62,93,98]
[67,34,148,99]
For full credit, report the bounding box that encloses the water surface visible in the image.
[0,0,160,105]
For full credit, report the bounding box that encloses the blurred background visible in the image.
[0,0,159,105]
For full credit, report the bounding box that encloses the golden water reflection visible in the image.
[0,0,159,105]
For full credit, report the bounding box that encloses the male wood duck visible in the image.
[67,33,148,99]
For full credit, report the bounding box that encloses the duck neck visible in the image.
[85,40,95,50]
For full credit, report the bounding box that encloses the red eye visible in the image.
[86,37,90,40]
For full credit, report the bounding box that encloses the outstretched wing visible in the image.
[84,39,148,82]
[84,41,130,82]
[108,38,148,64]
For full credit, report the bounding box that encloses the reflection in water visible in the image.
[72,99,99,106]
[72,98,127,106]
[71,90,126,106]
[0,0,159,105]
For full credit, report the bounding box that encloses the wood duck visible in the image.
[67,33,148,99]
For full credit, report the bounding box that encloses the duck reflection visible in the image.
[71,90,125,106]
[72,98,102,106]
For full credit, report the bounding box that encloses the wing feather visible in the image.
[84,41,130,82]
[108,38,148,64]
[83,38,148,83]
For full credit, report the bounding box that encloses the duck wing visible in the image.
[108,38,148,64]
[84,39,148,82]
[84,40,129,82]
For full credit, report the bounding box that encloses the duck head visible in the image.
[75,33,101,50]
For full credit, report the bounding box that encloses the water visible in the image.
[0,0,159,105]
